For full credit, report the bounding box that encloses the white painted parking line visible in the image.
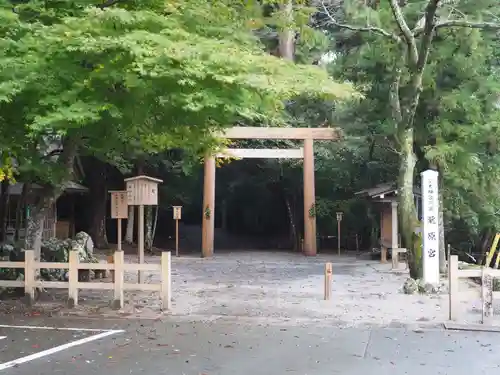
[0,324,116,332]
[0,325,124,371]
[0,337,5,341]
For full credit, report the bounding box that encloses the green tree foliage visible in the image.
[0,0,354,255]
[320,0,500,273]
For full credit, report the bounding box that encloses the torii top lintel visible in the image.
[222,127,342,140]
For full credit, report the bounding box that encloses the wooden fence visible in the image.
[449,254,499,324]
[0,250,171,311]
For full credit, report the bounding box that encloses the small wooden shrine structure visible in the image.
[355,183,421,261]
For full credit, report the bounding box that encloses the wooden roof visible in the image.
[355,182,421,199]
[1,181,88,195]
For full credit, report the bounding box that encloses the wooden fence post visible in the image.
[448,255,459,321]
[161,251,172,311]
[112,251,124,310]
[381,246,387,263]
[482,266,494,324]
[68,251,79,308]
[324,262,332,300]
[24,250,35,306]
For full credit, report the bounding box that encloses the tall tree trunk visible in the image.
[438,174,446,273]
[278,0,294,60]
[145,205,153,252]
[285,194,298,250]
[0,180,10,241]
[87,158,109,249]
[14,182,28,241]
[398,127,420,279]
[25,137,78,261]
[125,205,135,244]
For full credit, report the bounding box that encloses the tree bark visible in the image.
[438,173,446,273]
[24,137,79,260]
[278,0,295,60]
[14,182,28,241]
[125,205,134,244]
[0,180,10,241]
[398,127,420,279]
[285,194,298,250]
[86,157,109,249]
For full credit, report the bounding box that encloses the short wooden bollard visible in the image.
[381,247,387,263]
[324,262,333,300]
[161,251,172,310]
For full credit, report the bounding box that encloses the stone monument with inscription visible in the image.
[421,169,440,285]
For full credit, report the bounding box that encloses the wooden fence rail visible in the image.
[448,254,500,324]
[0,250,171,311]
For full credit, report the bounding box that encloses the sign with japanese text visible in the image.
[173,206,182,220]
[421,170,440,284]
[110,191,128,219]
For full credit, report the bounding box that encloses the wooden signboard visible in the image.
[173,206,182,220]
[173,206,182,257]
[124,175,163,206]
[110,191,128,219]
[123,175,163,284]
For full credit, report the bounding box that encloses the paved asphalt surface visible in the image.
[0,315,499,374]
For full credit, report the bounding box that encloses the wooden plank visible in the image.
[77,282,114,290]
[457,269,482,278]
[36,262,68,270]
[35,281,68,289]
[0,280,24,288]
[123,283,161,291]
[0,261,25,269]
[77,263,114,270]
[124,263,161,272]
[217,148,304,159]
[222,127,341,140]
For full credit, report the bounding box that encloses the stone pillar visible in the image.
[303,138,316,256]
[201,155,216,257]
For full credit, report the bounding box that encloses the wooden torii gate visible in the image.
[201,126,341,257]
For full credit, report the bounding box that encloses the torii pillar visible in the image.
[303,138,316,256]
[201,155,216,258]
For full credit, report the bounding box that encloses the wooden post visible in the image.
[117,218,122,251]
[112,250,124,310]
[161,251,172,311]
[381,246,387,263]
[138,204,144,283]
[175,219,179,257]
[24,250,35,306]
[202,155,216,258]
[337,220,341,255]
[324,262,332,300]
[482,266,494,324]
[68,251,78,307]
[303,138,316,256]
[391,201,399,267]
[448,255,459,321]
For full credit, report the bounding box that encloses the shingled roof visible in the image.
[355,182,421,198]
